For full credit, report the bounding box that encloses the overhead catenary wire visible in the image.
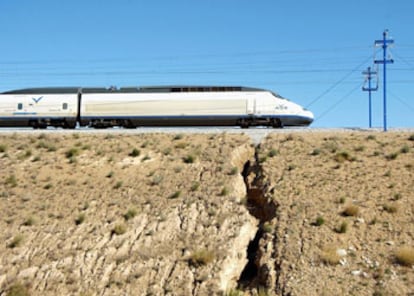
[315,82,363,122]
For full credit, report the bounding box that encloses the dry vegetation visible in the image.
[0,130,413,296]
[0,132,256,295]
[258,131,414,296]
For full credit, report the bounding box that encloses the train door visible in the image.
[246,97,256,115]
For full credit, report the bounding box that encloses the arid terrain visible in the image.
[0,131,413,295]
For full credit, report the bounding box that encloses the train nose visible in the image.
[302,109,314,125]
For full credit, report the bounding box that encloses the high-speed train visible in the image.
[0,86,313,128]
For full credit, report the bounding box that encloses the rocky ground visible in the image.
[0,131,413,296]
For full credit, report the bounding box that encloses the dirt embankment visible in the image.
[0,131,413,296]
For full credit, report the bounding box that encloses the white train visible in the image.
[0,86,313,128]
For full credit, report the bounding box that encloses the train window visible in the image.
[17,103,23,110]
[62,103,68,110]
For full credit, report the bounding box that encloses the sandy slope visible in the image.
[0,131,413,296]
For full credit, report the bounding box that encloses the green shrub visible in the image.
[313,216,325,226]
[335,221,348,234]
[0,144,7,153]
[400,145,410,154]
[123,208,137,221]
[75,213,85,225]
[7,234,24,248]
[168,191,181,199]
[334,151,354,162]
[173,134,183,140]
[183,154,195,164]
[220,186,230,196]
[383,204,398,214]
[385,152,399,160]
[65,148,79,159]
[129,148,140,157]
[5,175,18,187]
[191,181,200,191]
[267,148,278,157]
[111,224,127,236]
[188,249,214,266]
[311,148,321,156]
[6,282,30,296]
[22,217,35,226]
[229,167,239,175]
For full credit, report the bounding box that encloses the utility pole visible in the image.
[362,67,378,128]
[374,30,394,132]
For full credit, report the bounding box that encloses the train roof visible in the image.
[2,86,266,95]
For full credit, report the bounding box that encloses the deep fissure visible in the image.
[238,146,278,288]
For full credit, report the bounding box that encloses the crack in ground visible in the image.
[237,145,278,291]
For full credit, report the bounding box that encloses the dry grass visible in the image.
[320,246,341,265]
[341,204,359,217]
[395,247,414,266]
[188,249,215,267]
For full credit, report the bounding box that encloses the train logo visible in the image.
[32,96,43,104]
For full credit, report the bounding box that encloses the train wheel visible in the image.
[271,118,283,128]
[239,119,250,129]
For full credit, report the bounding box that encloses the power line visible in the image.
[305,54,375,108]
[315,82,363,122]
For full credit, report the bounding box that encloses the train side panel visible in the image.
[0,94,78,128]
[80,92,256,127]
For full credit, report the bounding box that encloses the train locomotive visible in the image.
[0,86,313,129]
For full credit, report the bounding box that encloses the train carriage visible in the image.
[0,86,313,128]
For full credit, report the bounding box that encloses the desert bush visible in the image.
[43,183,53,190]
[189,249,214,266]
[334,151,354,162]
[75,213,85,225]
[220,186,230,196]
[6,282,30,296]
[183,154,195,164]
[191,181,200,191]
[5,175,18,187]
[383,204,398,214]
[267,148,278,157]
[175,142,187,149]
[22,217,35,226]
[310,148,321,156]
[312,216,325,226]
[113,181,123,189]
[8,234,24,248]
[225,289,244,296]
[395,247,414,266]
[321,246,341,265]
[173,134,183,140]
[111,224,127,236]
[261,222,273,233]
[168,191,181,199]
[408,134,414,141]
[366,134,376,141]
[229,167,239,175]
[342,205,359,217]
[129,148,140,157]
[0,144,7,153]
[123,208,137,221]
[335,221,348,233]
[65,148,79,159]
[385,152,399,160]
[400,145,410,154]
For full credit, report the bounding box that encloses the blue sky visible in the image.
[1,0,413,128]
